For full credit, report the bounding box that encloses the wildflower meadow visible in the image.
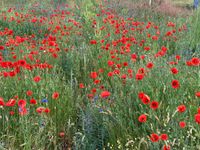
[0,0,199,149]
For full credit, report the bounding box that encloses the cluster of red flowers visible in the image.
[150,133,169,142]
[0,91,59,115]
[186,57,200,66]
[138,92,159,110]
[75,7,200,149]
[149,133,171,149]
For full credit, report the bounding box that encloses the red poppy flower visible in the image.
[30,98,37,105]
[94,79,101,84]
[52,92,59,99]
[10,111,15,116]
[146,62,154,69]
[9,71,16,77]
[144,46,150,51]
[175,55,181,60]
[107,60,114,66]
[36,107,45,114]
[141,94,150,105]
[171,80,180,89]
[152,35,158,40]
[179,121,186,128]
[33,76,41,82]
[31,17,37,23]
[195,92,200,97]
[79,83,84,88]
[150,133,160,142]
[198,107,200,114]
[18,59,26,66]
[138,114,147,123]
[150,101,159,110]
[137,68,145,74]
[100,91,110,98]
[186,61,192,66]
[135,73,144,80]
[140,55,145,60]
[59,132,65,137]
[121,74,127,79]
[195,114,200,124]
[90,72,98,79]
[166,31,172,36]
[163,145,170,150]
[114,69,120,74]
[0,45,4,50]
[44,108,51,114]
[171,68,178,74]
[48,41,56,46]
[52,53,58,58]
[138,92,145,99]
[177,105,186,113]
[131,53,137,60]
[6,99,16,107]
[191,57,199,66]
[18,99,26,108]
[161,46,167,52]
[127,69,133,74]
[26,90,33,96]
[87,93,94,99]
[123,62,128,67]
[0,97,4,106]
[108,72,114,77]
[90,40,97,45]
[91,88,97,93]
[160,134,168,141]
[116,64,121,69]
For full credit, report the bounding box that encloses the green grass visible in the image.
[173,0,193,5]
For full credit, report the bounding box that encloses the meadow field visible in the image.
[0,0,199,149]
